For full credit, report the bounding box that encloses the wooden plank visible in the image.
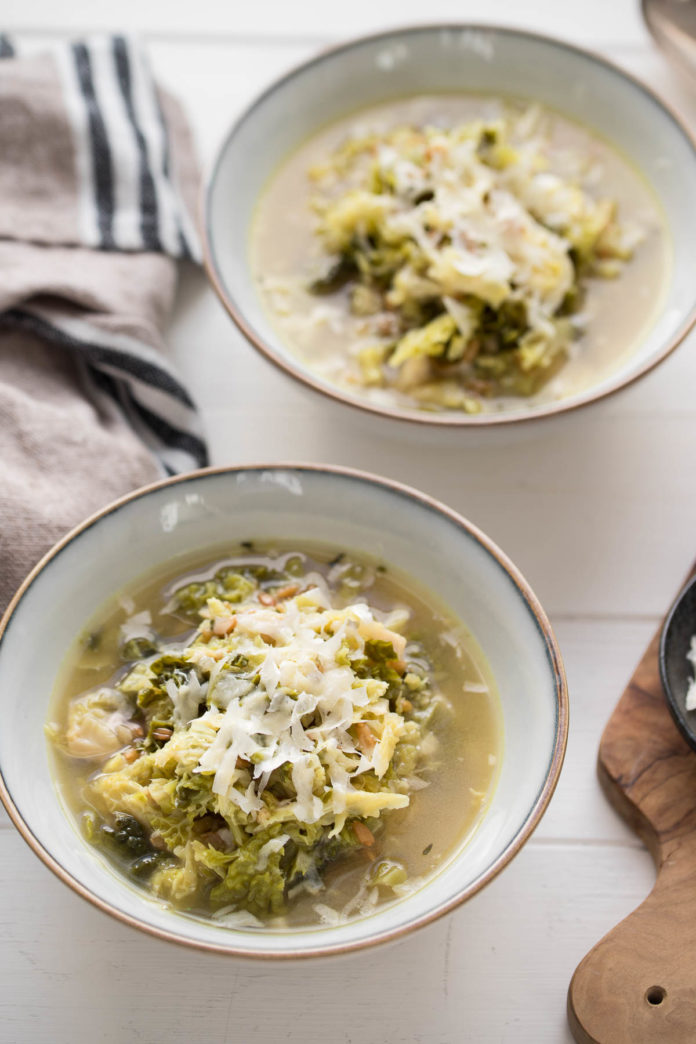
[535,619,659,843]
[164,251,696,626]
[568,589,696,1043]
[198,402,696,620]
[4,0,650,47]
[0,828,652,1044]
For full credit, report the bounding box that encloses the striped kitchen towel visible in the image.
[0,33,200,260]
[0,34,210,610]
[0,33,208,476]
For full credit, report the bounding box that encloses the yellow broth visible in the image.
[251,94,669,413]
[48,544,502,928]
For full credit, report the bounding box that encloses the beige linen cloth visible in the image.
[0,35,207,612]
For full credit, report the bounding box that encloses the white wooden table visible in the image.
[3,2,696,1041]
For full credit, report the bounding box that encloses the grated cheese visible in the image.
[686,636,696,712]
[192,587,413,827]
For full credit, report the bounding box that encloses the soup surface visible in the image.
[251,95,669,414]
[48,545,501,929]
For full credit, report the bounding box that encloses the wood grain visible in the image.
[568,597,696,1044]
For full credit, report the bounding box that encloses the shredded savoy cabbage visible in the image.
[55,559,447,922]
[305,107,640,410]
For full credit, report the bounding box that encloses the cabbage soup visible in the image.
[48,544,502,930]
[251,95,669,415]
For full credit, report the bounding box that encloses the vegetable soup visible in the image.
[251,95,668,414]
[48,545,501,929]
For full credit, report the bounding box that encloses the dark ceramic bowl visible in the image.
[659,573,696,750]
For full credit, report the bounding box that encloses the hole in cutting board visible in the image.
[645,986,667,1006]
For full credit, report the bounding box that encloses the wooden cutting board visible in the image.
[568,581,696,1043]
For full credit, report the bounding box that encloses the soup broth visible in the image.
[48,544,501,929]
[251,95,669,414]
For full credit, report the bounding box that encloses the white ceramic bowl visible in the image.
[204,23,696,429]
[0,465,567,957]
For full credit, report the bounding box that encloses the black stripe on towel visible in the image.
[124,387,209,466]
[72,42,115,249]
[86,366,186,475]
[78,343,197,408]
[112,35,162,252]
[0,309,208,470]
[0,34,15,58]
[3,308,196,408]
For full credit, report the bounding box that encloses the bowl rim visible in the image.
[659,571,696,752]
[202,21,696,429]
[0,462,568,959]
